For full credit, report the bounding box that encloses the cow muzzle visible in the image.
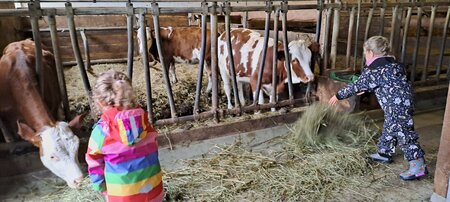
[306,74,315,82]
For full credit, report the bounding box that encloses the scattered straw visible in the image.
[163,103,380,201]
[41,178,105,202]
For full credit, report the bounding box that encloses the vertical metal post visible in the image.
[194,2,208,115]
[353,0,361,70]
[48,12,70,119]
[346,6,355,68]
[361,6,374,69]
[28,1,44,96]
[152,3,176,119]
[271,9,280,107]
[224,1,241,111]
[65,2,91,95]
[411,7,423,83]
[437,7,450,81]
[330,2,340,69]
[80,29,91,76]
[389,6,398,55]
[126,3,134,81]
[323,8,332,71]
[380,6,385,36]
[422,5,436,82]
[313,1,323,75]
[281,0,294,101]
[137,11,154,123]
[401,7,412,64]
[210,2,219,121]
[254,1,272,105]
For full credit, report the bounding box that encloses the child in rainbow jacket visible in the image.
[86,70,164,201]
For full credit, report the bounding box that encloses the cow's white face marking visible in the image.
[287,40,314,83]
[40,122,83,188]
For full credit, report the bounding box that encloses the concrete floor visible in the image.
[0,108,445,201]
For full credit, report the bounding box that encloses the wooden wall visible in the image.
[33,15,190,63]
[0,3,25,55]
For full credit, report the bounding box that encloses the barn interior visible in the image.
[0,0,449,201]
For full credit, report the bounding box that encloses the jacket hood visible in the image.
[101,107,152,146]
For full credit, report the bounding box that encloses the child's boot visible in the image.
[368,153,393,164]
[399,158,428,180]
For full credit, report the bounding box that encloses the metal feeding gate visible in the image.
[0,0,449,148]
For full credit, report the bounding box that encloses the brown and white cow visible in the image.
[218,28,315,109]
[137,26,214,91]
[0,39,84,188]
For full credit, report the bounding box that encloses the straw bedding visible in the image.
[42,103,379,201]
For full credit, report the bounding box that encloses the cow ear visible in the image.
[17,121,41,147]
[277,51,286,61]
[68,112,87,129]
[308,42,320,54]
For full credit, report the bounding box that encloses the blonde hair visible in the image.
[92,70,135,111]
[364,36,390,56]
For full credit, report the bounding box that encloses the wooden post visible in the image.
[432,84,450,201]
[210,1,219,122]
[330,3,340,69]
[422,5,436,82]
[436,6,450,81]
[193,2,208,116]
[346,6,355,68]
[126,2,134,81]
[28,1,44,96]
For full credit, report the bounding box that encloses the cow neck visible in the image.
[11,54,55,132]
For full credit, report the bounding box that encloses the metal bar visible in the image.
[323,8,332,71]
[353,0,361,71]
[330,5,340,69]
[271,9,280,108]
[155,96,314,126]
[193,2,208,115]
[126,2,134,81]
[281,0,293,101]
[437,6,450,81]
[80,29,91,76]
[253,1,272,105]
[346,6,355,68]
[380,6,385,36]
[137,12,154,123]
[422,5,437,82]
[401,7,412,64]
[224,1,241,111]
[62,58,128,66]
[210,1,219,121]
[411,7,423,83]
[29,1,44,96]
[152,2,176,119]
[314,2,323,75]
[65,2,91,94]
[389,6,398,55]
[48,13,70,120]
[2,2,450,17]
[361,6,374,69]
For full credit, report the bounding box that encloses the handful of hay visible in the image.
[290,103,378,149]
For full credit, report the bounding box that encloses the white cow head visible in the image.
[17,117,84,188]
[286,40,315,83]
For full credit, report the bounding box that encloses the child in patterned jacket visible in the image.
[329,36,427,180]
[86,70,164,201]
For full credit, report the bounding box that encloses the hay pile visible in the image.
[163,103,379,201]
[41,178,105,202]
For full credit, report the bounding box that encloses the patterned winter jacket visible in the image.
[86,107,163,202]
[336,57,414,115]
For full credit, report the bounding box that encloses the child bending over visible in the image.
[329,36,427,180]
[86,70,164,201]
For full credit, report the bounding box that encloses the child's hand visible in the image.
[328,95,339,106]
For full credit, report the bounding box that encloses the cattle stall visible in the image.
[0,0,449,200]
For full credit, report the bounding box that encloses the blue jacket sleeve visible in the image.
[336,68,379,100]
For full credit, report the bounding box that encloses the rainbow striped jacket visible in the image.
[86,107,163,202]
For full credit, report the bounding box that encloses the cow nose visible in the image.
[73,176,84,187]
[307,75,315,82]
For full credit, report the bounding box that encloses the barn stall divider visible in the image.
[0,0,449,151]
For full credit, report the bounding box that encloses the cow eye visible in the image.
[50,155,59,161]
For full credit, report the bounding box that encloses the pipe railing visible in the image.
[2,0,449,129]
